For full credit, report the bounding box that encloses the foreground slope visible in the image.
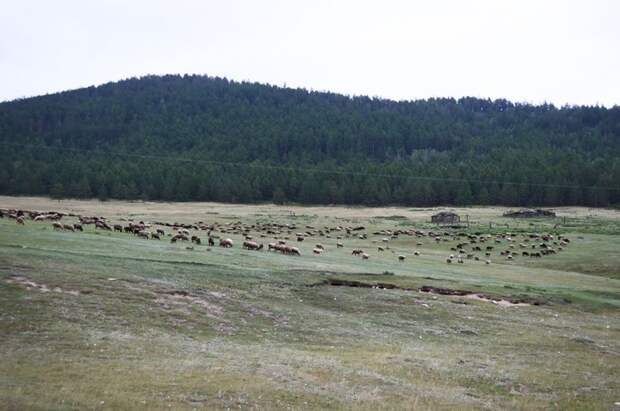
[1,197,619,410]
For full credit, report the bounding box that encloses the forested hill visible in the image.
[1,74,619,206]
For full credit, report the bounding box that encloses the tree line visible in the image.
[0,74,619,206]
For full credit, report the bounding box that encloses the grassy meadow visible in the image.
[0,197,619,410]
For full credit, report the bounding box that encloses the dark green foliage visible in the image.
[0,74,619,205]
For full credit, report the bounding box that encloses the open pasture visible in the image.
[1,197,619,410]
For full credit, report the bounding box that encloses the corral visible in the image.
[431,211,461,224]
[503,208,557,218]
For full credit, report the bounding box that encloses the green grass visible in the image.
[1,202,619,410]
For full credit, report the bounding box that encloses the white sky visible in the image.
[1,0,619,106]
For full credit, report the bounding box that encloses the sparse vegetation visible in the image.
[1,197,619,410]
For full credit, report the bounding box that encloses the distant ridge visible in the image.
[0,74,619,206]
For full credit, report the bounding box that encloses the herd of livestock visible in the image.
[0,207,572,264]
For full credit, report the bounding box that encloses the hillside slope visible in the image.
[1,74,619,206]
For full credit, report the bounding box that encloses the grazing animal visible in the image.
[243,240,263,250]
[114,224,123,232]
[398,255,405,262]
[362,253,369,260]
[219,238,234,248]
[53,222,63,230]
[171,234,189,243]
[151,233,161,240]
[208,237,215,246]
[313,248,323,255]
[73,223,83,231]
[352,249,364,256]
[336,242,343,248]
[286,246,301,256]
[95,221,112,230]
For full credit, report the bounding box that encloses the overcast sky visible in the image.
[1,0,619,106]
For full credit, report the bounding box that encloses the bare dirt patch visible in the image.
[155,289,225,317]
[240,302,289,326]
[313,278,416,291]
[313,279,541,307]
[419,285,540,306]
[5,274,80,296]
